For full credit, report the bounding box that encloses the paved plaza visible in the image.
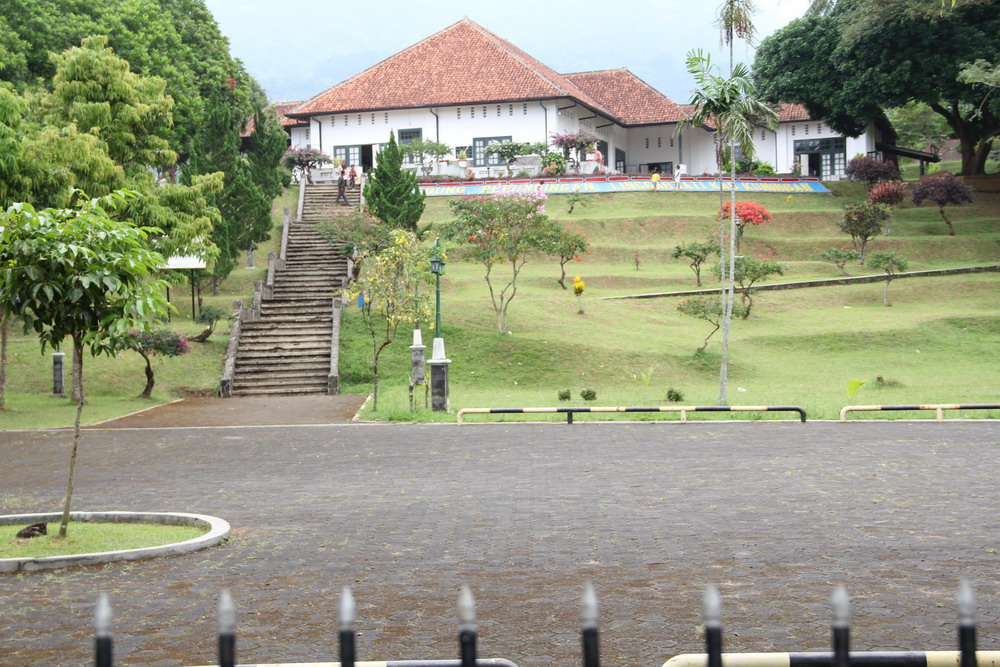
[1,420,998,666]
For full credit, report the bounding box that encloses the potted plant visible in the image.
[456,148,468,168]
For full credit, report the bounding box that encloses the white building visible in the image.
[284,18,889,180]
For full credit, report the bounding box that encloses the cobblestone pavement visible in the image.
[1,421,998,667]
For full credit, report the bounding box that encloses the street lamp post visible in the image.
[428,239,450,411]
[430,239,445,339]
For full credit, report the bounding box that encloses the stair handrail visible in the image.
[296,177,306,222]
[328,291,344,395]
[219,299,243,397]
[244,280,262,322]
[280,206,291,261]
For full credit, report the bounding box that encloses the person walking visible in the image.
[336,172,349,206]
[651,168,660,193]
[348,164,358,189]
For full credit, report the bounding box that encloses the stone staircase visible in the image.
[226,182,358,396]
[301,181,362,222]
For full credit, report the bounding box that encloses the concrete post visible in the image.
[428,337,451,412]
[410,329,426,386]
[51,352,66,398]
[410,329,427,411]
[246,247,254,268]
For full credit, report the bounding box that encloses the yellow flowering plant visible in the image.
[573,275,585,313]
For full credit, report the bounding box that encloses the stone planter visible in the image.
[0,511,230,573]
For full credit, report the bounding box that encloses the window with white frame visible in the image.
[473,136,512,166]
[398,128,422,164]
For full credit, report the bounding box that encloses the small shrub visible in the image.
[666,387,684,403]
[558,389,571,401]
[845,157,899,188]
[875,375,904,388]
[869,180,906,208]
[820,248,861,275]
[911,172,975,236]
[580,387,597,401]
[752,162,776,176]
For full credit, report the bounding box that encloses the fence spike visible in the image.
[340,586,357,667]
[341,585,356,630]
[704,584,722,628]
[94,593,113,667]
[459,584,477,630]
[832,585,850,628]
[704,584,723,667]
[459,585,478,667]
[218,589,236,667]
[95,593,112,639]
[832,585,851,667]
[582,583,599,629]
[958,579,975,626]
[958,579,977,667]
[582,583,600,667]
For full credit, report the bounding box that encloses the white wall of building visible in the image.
[289,103,879,179]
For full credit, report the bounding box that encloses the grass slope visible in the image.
[2,183,998,428]
[0,187,296,430]
[343,185,1000,422]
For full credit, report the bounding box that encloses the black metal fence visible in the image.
[90,581,988,667]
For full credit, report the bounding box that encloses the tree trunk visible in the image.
[699,321,721,353]
[940,207,956,236]
[558,262,567,289]
[71,343,83,403]
[139,349,154,399]
[59,337,85,538]
[694,264,702,287]
[372,359,379,412]
[0,309,8,411]
[719,144,738,406]
[930,101,994,176]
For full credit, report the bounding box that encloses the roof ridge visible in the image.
[464,21,574,98]
[562,67,629,76]
[288,19,474,117]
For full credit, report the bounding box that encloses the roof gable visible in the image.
[291,18,610,117]
[564,69,687,125]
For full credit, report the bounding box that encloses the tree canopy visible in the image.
[0,0,255,163]
[754,1,1000,174]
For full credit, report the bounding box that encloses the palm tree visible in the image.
[681,36,777,404]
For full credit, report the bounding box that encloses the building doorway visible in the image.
[361,145,374,172]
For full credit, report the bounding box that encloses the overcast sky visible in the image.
[202,0,812,106]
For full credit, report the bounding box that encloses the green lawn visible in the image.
[0,522,207,558]
[3,183,999,428]
[342,186,1000,422]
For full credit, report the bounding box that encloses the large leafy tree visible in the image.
[0,192,169,536]
[755,1,1000,174]
[185,86,272,288]
[364,131,426,232]
[0,0,252,165]
[47,35,177,174]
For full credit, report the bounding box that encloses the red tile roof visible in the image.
[240,101,305,138]
[290,18,614,120]
[273,101,306,127]
[776,102,811,122]
[676,102,813,130]
[563,69,687,125]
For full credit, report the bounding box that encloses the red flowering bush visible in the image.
[719,200,772,250]
[869,181,907,207]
